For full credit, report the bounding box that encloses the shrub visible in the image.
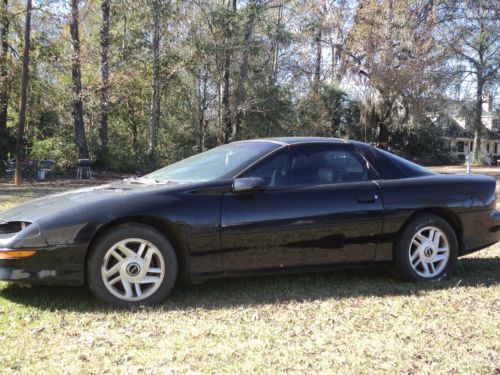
[31,137,78,170]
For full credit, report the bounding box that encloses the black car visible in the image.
[1,137,499,306]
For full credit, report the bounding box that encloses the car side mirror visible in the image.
[232,177,266,193]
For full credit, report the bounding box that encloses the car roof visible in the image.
[242,137,348,145]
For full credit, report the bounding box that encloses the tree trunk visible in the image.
[269,0,283,86]
[222,0,236,144]
[0,0,9,164]
[331,39,345,81]
[267,0,283,136]
[379,0,394,148]
[378,99,392,149]
[125,98,139,155]
[222,53,231,143]
[149,0,161,158]
[473,76,484,159]
[70,0,89,159]
[331,42,336,81]
[98,0,110,156]
[198,66,208,152]
[14,0,31,185]
[378,121,389,149]
[217,76,223,144]
[128,109,139,155]
[313,26,322,95]
[234,0,256,141]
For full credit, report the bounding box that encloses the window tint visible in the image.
[243,144,368,187]
[351,141,436,179]
[352,142,405,179]
[244,149,289,186]
[376,148,436,178]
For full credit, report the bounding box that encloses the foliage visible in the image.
[471,151,491,167]
[0,0,497,172]
[30,137,77,170]
[347,0,449,148]
[390,118,454,166]
[441,0,499,159]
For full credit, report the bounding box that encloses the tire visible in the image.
[87,223,178,307]
[393,213,458,282]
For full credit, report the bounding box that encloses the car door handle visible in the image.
[357,195,378,204]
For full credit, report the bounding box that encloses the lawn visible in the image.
[0,171,499,374]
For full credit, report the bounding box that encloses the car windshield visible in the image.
[145,141,281,182]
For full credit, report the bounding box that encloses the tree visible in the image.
[234,0,258,140]
[70,0,89,159]
[1,0,491,174]
[149,0,162,158]
[444,0,499,159]
[14,0,32,185]
[269,0,283,86]
[222,0,237,144]
[347,0,443,148]
[0,0,9,165]
[98,0,110,157]
[195,65,209,151]
[325,0,352,82]
[312,9,323,96]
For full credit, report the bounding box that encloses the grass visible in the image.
[0,170,499,374]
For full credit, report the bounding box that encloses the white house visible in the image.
[445,94,499,162]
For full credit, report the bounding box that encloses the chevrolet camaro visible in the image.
[1,137,499,306]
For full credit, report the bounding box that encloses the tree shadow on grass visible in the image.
[1,257,498,313]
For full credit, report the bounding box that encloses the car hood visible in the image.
[0,182,181,223]
[0,178,233,224]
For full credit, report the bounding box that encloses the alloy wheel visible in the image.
[408,226,450,278]
[101,238,165,301]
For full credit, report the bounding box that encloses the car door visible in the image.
[220,143,384,272]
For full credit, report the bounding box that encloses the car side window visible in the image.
[243,149,290,187]
[242,144,369,188]
[288,145,368,186]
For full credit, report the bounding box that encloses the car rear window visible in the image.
[352,142,436,179]
[376,148,436,178]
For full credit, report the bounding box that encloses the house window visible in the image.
[487,143,490,152]
[495,143,498,154]
[492,120,500,134]
[457,141,464,153]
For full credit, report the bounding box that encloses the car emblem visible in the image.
[126,263,141,276]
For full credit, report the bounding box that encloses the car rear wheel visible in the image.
[394,214,458,281]
[87,224,178,306]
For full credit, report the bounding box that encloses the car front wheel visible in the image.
[87,224,178,306]
[394,214,458,281]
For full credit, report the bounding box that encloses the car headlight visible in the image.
[0,221,33,234]
[0,221,42,248]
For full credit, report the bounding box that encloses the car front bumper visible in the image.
[0,244,86,285]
